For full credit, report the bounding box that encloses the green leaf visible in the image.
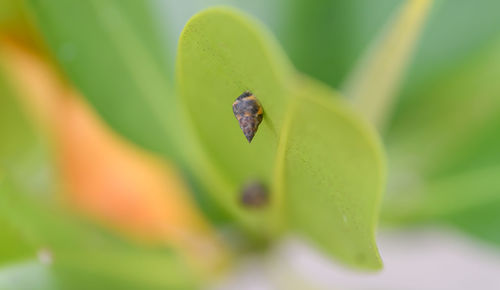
[387,39,500,179]
[447,200,500,246]
[279,0,500,103]
[343,0,433,129]
[0,179,198,290]
[0,55,51,267]
[278,0,403,88]
[0,0,25,29]
[383,38,500,237]
[177,8,385,268]
[280,77,385,269]
[402,0,500,95]
[177,7,294,235]
[382,166,500,224]
[0,67,53,196]
[24,0,179,157]
[0,216,34,266]
[377,2,500,245]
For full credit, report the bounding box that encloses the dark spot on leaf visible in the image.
[240,180,268,208]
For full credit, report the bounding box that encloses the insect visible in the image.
[240,181,268,208]
[232,91,263,143]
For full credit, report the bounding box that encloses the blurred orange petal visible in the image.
[0,38,227,270]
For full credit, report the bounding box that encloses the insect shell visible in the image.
[240,181,268,208]
[232,91,263,143]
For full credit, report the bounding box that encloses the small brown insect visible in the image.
[240,181,268,208]
[232,91,263,143]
